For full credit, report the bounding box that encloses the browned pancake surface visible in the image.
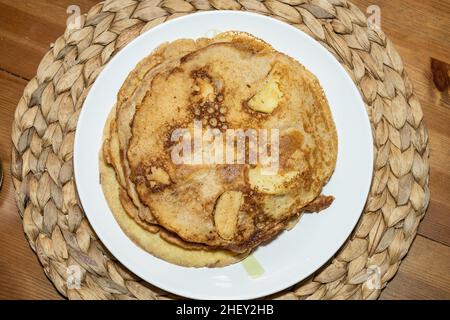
[122,32,337,252]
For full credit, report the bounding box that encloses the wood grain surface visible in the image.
[0,0,449,300]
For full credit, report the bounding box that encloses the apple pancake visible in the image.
[100,113,248,266]
[105,35,260,253]
[113,34,248,227]
[106,104,254,251]
[123,32,337,252]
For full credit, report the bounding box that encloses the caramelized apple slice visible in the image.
[248,71,284,113]
[248,166,298,194]
[214,191,243,240]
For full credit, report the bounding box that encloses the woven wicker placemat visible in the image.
[11,0,430,300]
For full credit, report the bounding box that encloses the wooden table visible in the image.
[0,0,449,300]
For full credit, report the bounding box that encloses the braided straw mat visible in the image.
[11,0,430,300]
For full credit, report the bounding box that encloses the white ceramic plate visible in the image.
[74,11,373,300]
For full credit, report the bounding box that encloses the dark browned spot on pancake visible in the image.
[189,69,229,131]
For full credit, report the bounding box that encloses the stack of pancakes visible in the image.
[100,32,338,267]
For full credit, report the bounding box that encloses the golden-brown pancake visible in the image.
[121,32,337,252]
[113,36,239,226]
[105,107,228,250]
[101,109,248,266]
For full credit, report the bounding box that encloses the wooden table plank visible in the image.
[380,236,450,300]
[0,0,97,80]
[0,0,448,300]
[353,0,450,61]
